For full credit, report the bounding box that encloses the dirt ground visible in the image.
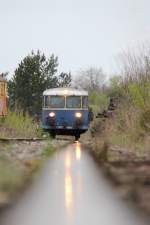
[102,161,150,215]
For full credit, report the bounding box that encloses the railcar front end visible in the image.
[42,88,89,140]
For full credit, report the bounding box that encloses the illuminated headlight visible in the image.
[49,112,55,117]
[75,112,82,118]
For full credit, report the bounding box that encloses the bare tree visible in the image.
[73,67,106,91]
[118,43,150,84]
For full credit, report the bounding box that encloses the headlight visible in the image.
[75,112,82,118]
[49,112,55,117]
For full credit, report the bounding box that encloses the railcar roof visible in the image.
[43,88,88,96]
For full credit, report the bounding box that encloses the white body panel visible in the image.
[43,88,88,96]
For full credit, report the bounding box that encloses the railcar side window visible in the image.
[49,96,65,108]
[82,96,88,108]
[66,96,81,108]
[44,96,49,107]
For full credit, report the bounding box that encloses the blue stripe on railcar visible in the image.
[42,109,89,130]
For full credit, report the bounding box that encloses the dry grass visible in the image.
[0,111,41,138]
[91,103,150,160]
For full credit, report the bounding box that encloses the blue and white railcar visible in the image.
[42,88,89,140]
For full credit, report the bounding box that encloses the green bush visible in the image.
[89,91,109,113]
[128,83,146,108]
[107,75,124,98]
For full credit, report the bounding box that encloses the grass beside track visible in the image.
[0,111,42,139]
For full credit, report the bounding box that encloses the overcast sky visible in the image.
[0,0,150,76]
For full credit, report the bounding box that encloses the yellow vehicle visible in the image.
[0,74,8,116]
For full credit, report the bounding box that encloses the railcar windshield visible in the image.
[50,96,65,108]
[66,96,81,108]
[44,95,88,108]
[44,96,65,108]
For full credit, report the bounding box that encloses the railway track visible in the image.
[0,143,149,225]
[0,136,74,142]
[0,138,45,142]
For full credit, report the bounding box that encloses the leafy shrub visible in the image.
[89,91,109,113]
[128,83,146,108]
